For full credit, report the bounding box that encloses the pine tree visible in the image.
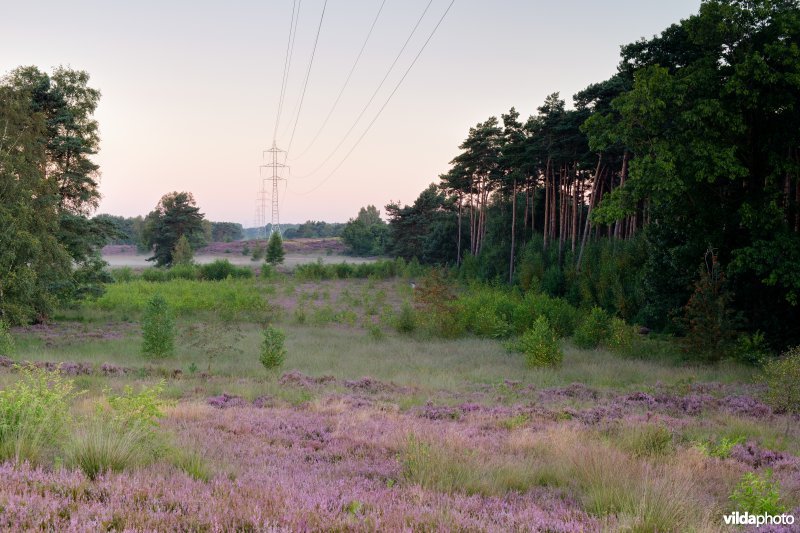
[265,232,285,265]
[171,235,194,266]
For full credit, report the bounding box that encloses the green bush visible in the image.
[730,470,787,515]
[199,259,253,281]
[260,325,286,369]
[606,317,636,354]
[734,331,772,366]
[395,302,417,334]
[574,306,612,349]
[514,293,580,338]
[0,366,76,463]
[762,346,800,433]
[260,263,277,279]
[519,316,563,367]
[171,235,194,266]
[0,320,15,355]
[141,294,175,358]
[168,263,199,280]
[110,267,135,283]
[142,268,168,282]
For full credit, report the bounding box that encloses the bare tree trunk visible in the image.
[614,152,629,240]
[543,160,551,250]
[571,170,579,253]
[577,156,603,271]
[509,177,517,284]
[456,194,463,266]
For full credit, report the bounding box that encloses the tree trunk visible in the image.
[577,156,603,271]
[509,177,517,284]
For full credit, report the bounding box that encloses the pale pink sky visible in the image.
[2,0,700,225]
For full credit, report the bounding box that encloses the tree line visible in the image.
[383,0,800,349]
[95,214,244,248]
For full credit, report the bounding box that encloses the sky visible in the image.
[1,0,701,225]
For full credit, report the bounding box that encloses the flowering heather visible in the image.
[278,370,336,388]
[206,393,248,409]
[539,382,599,402]
[0,404,603,531]
[722,395,772,418]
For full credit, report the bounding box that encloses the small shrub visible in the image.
[734,331,771,366]
[762,346,800,434]
[171,235,194,266]
[366,322,384,341]
[141,294,175,358]
[516,293,579,338]
[251,244,265,261]
[574,306,612,349]
[395,302,417,334]
[295,259,332,281]
[0,320,15,355]
[260,325,286,369]
[519,316,563,367]
[606,317,635,354]
[0,367,76,463]
[730,470,787,515]
[168,263,199,280]
[695,436,745,459]
[141,268,168,282]
[200,259,252,281]
[681,252,738,362]
[110,267,135,283]
[260,263,276,279]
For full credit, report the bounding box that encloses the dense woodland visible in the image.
[384,0,800,349]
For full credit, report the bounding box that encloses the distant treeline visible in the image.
[95,214,243,248]
[243,221,345,240]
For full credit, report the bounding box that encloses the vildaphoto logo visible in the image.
[723,511,795,527]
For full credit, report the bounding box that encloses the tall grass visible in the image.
[0,366,76,464]
[405,426,722,531]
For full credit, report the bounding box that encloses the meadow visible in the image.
[1,260,798,531]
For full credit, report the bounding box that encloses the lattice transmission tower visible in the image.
[259,142,288,236]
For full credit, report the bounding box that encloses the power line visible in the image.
[273,0,301,143]
[290,0,435,175]
[291,0,388,161]
[285,0,329,155]
[293,0,456,196]
[273,0,302,143]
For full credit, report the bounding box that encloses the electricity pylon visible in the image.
[259,142,288,236]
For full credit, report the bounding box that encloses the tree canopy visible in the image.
[0,65,112,323]
[143,192,205,267]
